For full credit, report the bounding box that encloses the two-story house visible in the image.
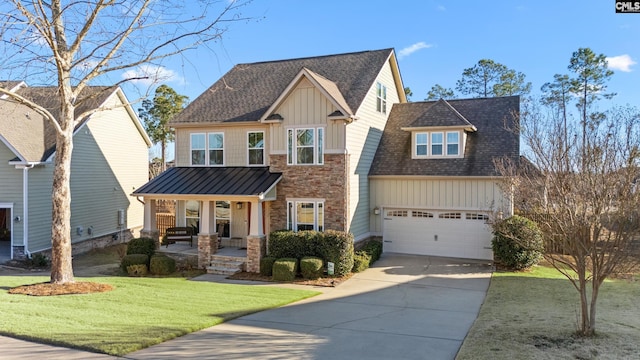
[0,82,151,262]
[133,49,405,272]
[133,49,518,273]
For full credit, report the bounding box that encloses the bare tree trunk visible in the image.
[50,128,75,284]
[161,140,166,172]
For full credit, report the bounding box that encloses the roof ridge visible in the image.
[234,48,393,67]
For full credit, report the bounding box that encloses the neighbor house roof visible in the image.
[0,85,136,162]
[370,96,520,177]
[171,48,398,125]
[132,167,282,198]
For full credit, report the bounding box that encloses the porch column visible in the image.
[141,198,159,247]
[197,200,217,268]
[246,199,266,273]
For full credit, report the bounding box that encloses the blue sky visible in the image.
[127,0,638,159]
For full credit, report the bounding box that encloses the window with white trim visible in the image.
[387,210,408,217]
[185,200,200,230]
[376,82,387,113]
[190,132,225,166]
[439,212,462,219]
[287,128,324,165]
[414,130,462,158]
[287,200,324,231]
[412,211,434,218]
[248,131,264,165]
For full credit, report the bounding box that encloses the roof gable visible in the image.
[370,96,520,177]
[259,67,353,122]
[407,99,476,130]
[171,49,397,125]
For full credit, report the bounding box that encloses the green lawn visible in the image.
[457,266,640,360]
[0,276,319,355]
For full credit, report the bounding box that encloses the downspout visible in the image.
[22,164,35,258]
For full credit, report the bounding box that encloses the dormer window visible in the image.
[413,130,462,158]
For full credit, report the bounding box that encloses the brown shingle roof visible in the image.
[370,96,520,177]
[171,49,395,125]
[0,86,115,162]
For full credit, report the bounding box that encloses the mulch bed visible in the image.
[227,272,352,287]
[9,282,113,296]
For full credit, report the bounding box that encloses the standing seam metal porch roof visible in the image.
[132,167,282,196]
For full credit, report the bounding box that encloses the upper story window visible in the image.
[376,82,387,114]
[413,130,462,158]
[287,127,324,165]
[190,132,224,166]
[248,131,264,165]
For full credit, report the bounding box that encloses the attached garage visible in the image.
[381,208,493,260]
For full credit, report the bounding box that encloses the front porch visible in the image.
[159,242,247,275]
[132,167,282,274]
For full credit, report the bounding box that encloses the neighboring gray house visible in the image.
[369,97,519,260]
[0,83,151,260]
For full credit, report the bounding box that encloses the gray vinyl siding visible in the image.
[346,60,401,240]
[0,143,24,246]
[68,96,148,244]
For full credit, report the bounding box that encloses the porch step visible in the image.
[207,255,246,275]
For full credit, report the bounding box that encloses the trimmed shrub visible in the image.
[300,256,323,279]
[150,255,176,275]
[260,256,276,277]
[126,237,156,259]
[121,254,149,272]
[360,239,383,263]
[272,258,298,281]
[127,264,148,277]
[492,215,544,270]
[352,251,372,273]
[268,230,354,276]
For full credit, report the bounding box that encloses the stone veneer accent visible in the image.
[246,235,266,273]
[268,154,349,232]
[197,234,218,269]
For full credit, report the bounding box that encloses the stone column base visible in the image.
[246,235,266,273]
[198,234,218,269]
[140,229,160,249]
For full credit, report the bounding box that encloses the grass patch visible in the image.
[0,275,319,355]
[457,266,640,359]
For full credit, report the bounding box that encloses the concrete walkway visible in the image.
[0,254,491,360]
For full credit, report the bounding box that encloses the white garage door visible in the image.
[382,209,493,260]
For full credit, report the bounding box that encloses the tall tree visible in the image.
[495,100,640,337]
[425,84,456,100]
[404,87,413,101]
[568,48,616,154]
[456,59,530,98]
[541,74,571,160]
[139,85,188,173]
[0,0,250,284]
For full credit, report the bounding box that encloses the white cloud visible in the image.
[437,5,446,11]
[398,42,432,59]
[121,65,185,86]
[606,54,636,72]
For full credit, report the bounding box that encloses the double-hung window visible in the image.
[248,131,264,165]
[190,132,224,166]
[185,200,200,230]
[287,200,324,231]
[376,82,387,114]
[414,131,461,158]
[287,127,324,165]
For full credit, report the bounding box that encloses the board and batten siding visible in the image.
[346,59,401,240]
[25,165,54,251]
[175,125,270,167]
[369,177,511,234]
[270,78,345,154]
[0,143,25,246]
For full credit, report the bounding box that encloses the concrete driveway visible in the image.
[128,254,492,360]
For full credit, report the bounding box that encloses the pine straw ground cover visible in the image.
[456,266,640,360]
